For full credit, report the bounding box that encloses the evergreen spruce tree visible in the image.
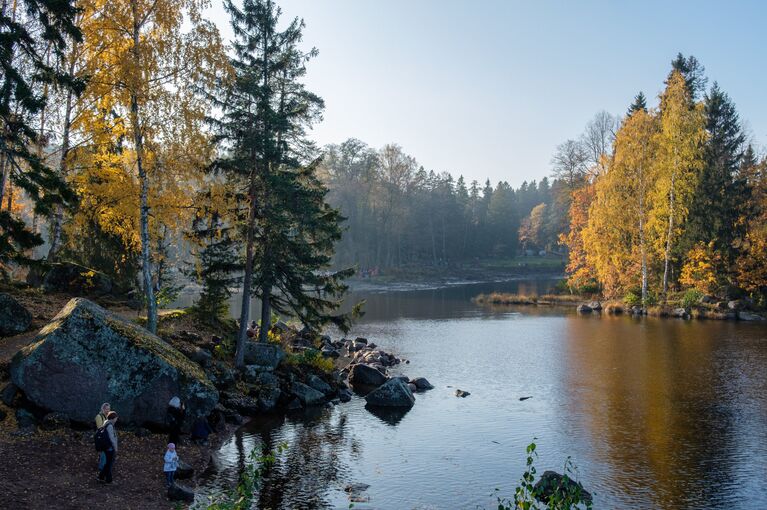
[0,0,82,270]
[215,0,352,365]
[683,82,745,274]
[627,92,647,116]
[188,189,242,326]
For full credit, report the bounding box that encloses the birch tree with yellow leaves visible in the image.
[73,0,226,332]
[651,71,707,297]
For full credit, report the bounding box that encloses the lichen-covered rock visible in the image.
[243,342,286,369]
[364,378,415,408]
[0,293,32,336]
[10,298,218,427]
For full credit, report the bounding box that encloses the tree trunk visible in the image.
[235,187,258,367]
[48,44,77,260]
[258,283,271,343]
[638,161,648,306]
[662,172,676,297]
[130,3,156,333]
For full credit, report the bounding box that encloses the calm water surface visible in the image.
[198,279,767,509]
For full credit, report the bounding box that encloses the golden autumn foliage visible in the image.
[679,242,721,294]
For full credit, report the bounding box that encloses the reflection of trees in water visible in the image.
[255,409,355,510]
[560,317,759,509]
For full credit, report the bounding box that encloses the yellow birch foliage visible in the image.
[68,0,227,265]
[583,110,660,297]
[680,242,721,294]
[649,71,707,283]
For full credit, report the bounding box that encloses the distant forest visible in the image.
[320,140,568,269]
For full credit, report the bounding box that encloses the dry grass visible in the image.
[691,308,730,320]
[647,305,672,317]
[473,293,581,306]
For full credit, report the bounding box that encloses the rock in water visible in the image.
[290,382,326,406]
[576,304,592,314]
[175,460,194,479]
[0,293,32,336]
[533,470,592,505]
[349,364,387,387]
[365,378,415,408]
[167,484,195,502]
[10,298,218,426]
[410,377,434,391]
[307,374,333,395]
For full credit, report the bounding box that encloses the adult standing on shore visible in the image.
[95,403,110,471]
[97,411,119,484]
[166,397,185,445]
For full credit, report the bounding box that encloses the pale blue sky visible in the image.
[205,0,767,186]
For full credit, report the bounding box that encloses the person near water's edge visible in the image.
[95,403,110,471]
[163,443,179,488]
[246,320,257,338]
[167,397,186,445]
[97,411,119,484]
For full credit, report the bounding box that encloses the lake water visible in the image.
[197,279,767,509]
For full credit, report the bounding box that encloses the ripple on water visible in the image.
[198,283,767,510]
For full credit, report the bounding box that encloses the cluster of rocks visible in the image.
[577,298,765,321]
[1,294,440,440]
[338,337,434,410]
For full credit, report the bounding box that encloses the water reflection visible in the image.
[198,281,767,509]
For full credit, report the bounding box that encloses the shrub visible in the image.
[286,348,333,373]
[624,290,641,307]
[681,288,704,309]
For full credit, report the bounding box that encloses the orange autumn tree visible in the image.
[583,109,659,301]
[560,183,598,293]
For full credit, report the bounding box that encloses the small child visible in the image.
[163,443,179,488]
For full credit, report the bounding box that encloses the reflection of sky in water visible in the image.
[198,282,767,509]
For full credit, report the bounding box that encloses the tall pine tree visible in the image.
[0,0,82,271]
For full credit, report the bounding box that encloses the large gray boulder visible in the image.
[364,378,415,408]
[243,342,285,370]
[10,298,218,426]
[0,293,32,336]
[290,381,325,406]
[349,364,387,387]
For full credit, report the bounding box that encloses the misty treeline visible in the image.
[321,139,567,269]
[558,54,767,306]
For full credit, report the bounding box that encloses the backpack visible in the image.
[94,423,112,452]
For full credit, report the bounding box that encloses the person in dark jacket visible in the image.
[97,411,119,484]
[166,397,186,445]
[190,416,214,446]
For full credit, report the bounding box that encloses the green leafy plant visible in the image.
[195,444,286,510]
[681,288,704,308]
[496,441,593,510]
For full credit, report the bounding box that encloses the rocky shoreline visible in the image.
[0,291,433,508]
[474,292,766,321]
